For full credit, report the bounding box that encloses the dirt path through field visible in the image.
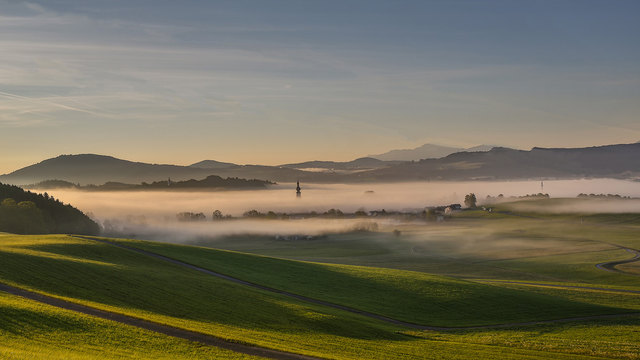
[596,247,640,276]
[0,283,322,360]
[479,280,640,294]
[74,236,639,331]
[75,236,426,328]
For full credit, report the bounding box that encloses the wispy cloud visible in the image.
[0,0,638,171]
[0,91,109,117]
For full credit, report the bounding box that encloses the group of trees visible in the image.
[27,176,273,192]
[240,208,349,219]
[176,195,484,224]
[177,208,368,221]
[0,182,99,235]
[464,193,477,208]
[176,210,233,222]
[176,212,207,221]
[0,198,49,234]
[518,193,550,199]
[577,193,631,199]
[145,175,273,190]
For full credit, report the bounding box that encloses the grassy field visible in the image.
[116,237,624,326]
[1,200,639,360]
[183,206,640,287]
[407,314,640,360]
[0,291,259,360]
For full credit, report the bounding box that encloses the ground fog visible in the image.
[40,179,640,241]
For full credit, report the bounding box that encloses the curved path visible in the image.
[74,236,426,329]
[596,247,640,276]
[479,280,640,294]
[74,236,638,331]
[0,282,321,360]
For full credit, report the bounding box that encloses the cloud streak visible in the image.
[1,1,639,172]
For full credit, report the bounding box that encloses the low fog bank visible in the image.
[38,179,640,242]
[501,198,640,214]
[100,217,392,243]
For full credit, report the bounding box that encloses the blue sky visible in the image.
[1,0,639,172]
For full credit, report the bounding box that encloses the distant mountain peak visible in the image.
[369,143,503,161]
[189,160,239,169]
[0,154,213,186]
[279,156,394,172]
[2,142,637,186]
[47,153,120,161]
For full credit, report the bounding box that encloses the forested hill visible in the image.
[3,143,640,185]
[27,175,273,191]
[142,175,272,189]
[88,175,273,190]
[0,183,99,235]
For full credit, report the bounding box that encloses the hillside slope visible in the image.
[354,143,640,181]
[2,143,639,185]
[0,183,99,235]
[0,154,214,185]
[0,234,636,359]
[369,144,499,161]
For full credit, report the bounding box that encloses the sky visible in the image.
[1,0,639,174]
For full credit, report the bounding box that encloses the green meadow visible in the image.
[0,199,639,359]
[0,291,259,360]
[117,237,623,326]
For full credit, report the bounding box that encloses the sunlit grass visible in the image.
[1,230,638,359]
[408,315,640,360]
[0,292,260,360]
[116,236,625,326]
[484,249,640,288]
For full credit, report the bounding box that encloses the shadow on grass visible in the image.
[0,302,94,335]
[0,242,402,341]
[114,239,628,327]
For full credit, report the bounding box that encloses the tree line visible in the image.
[0,182,99,235]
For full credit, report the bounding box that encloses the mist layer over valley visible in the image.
[38,179,640,242]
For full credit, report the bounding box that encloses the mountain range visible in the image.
[369,144,499,161]
[1,143,639,186]
[351,144,640,182]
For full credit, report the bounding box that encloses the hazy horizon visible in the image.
[2,139,639,176]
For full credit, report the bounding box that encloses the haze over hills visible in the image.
[0,154,216,186]
[0,154,317,186]
[279,157,401,172]
[1,143,639,186]
[369,143,500,161]
[0,155,400,186]
[25,176,272,191]
[353,143,640,182]
[189,160,239,169]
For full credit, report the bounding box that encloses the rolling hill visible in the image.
[25,176,273,191]
[1,233,636,359]
[369,143,499,161]
[0,154,313,186]
[0,183,99,235]
[2,143,639,186]
[189,159,240,169]
[0,154,216,186]
[279,157,400,172]
[353,143,640,182]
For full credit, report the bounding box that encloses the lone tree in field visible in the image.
[212,209,224,220]
[464,193,477,208]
